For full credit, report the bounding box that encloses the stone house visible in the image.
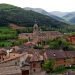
[18,33,33,40]
[0,48,7,62]
[0,49,44,75]
[0,51,30,75]
[1,47,75,75]
[66,35,75,44]
[65,51,75,66]
[25,51,44,74]
[44,50,66,68]
[44,50,75,68]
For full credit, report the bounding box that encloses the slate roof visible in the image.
[45,50,66,59]
[65,51,75,58]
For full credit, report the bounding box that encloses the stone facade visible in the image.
[1,48,75,75]
[18,23,63,43]
[0,50,43,75]
[66,35,75,44]
[44,50,75,68]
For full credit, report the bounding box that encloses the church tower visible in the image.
[32,21,40,43]
[33,21,39,34]
[32,20,42,43]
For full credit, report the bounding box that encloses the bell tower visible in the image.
[33,20,39,34]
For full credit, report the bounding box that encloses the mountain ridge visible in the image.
[24,7,65,22]
[50,11,68,17]
[63,12,75,24]
[0,3,74,32]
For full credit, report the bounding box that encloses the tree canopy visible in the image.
[42,59,55,73]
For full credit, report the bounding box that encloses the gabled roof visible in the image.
[26,51,43,62]
[65,51,75,58]
[0,48,7,55]
[45,50,66,59]
[41,31,62,35]
[24,42,35,47]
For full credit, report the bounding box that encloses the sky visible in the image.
[0,0,75,12]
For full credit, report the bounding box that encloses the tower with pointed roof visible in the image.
[32,21,40,42]
[33,20,39,35]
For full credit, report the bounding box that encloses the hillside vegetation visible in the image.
[0,4,73,31]
[0,27,28,47]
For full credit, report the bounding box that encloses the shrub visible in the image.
[53,65,66,73]
[42,59,55,73]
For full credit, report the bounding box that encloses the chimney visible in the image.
[7,50,10,58]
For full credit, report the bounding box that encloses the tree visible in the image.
[47,38,73,50]
[54,65,66,73]
[42,59,55,73]
[33,44,43,49]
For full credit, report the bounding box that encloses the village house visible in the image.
[0,47,44,75]
[66,35,75,44]
[25,50,43,74]
[1,47,75,75]
[0,50,31,75]
[65,51,75,66]
[0,48,7,62]
[44,50,75,68]
[44,50,66,68]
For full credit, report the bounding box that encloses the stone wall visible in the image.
[0,66,21,75]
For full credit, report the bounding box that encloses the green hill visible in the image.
[0,3,74,32]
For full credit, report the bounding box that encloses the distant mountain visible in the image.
[0,4,69,28]
[63,12,75,24]
[50,11,68,17]
[24,7,50,15]
[24,7,64,22]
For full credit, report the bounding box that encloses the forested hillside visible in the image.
[0,4,69,27]
[0,4,74,32]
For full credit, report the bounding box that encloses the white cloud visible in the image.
[0,0,75,12]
